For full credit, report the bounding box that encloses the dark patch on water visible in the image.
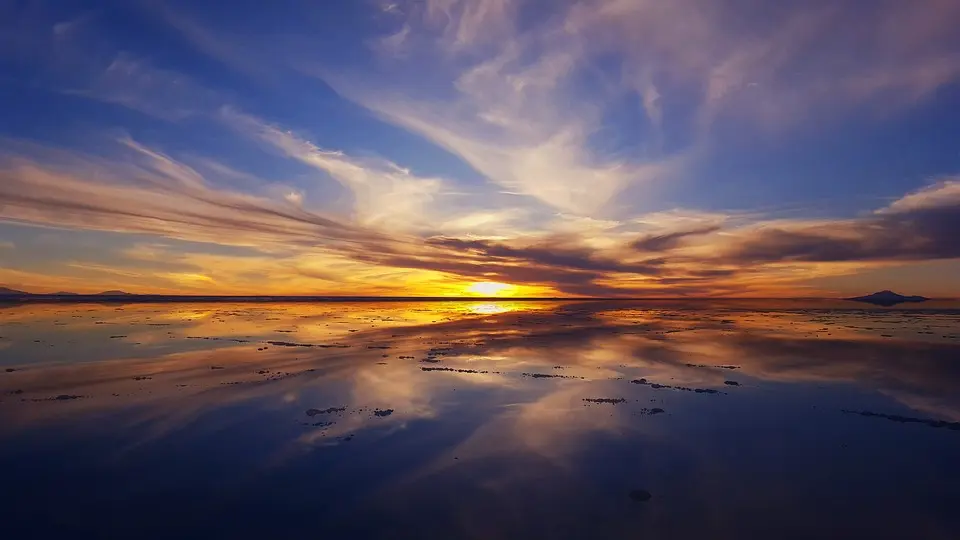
[583,398,626,404]
[306,407,346,416]
[842,410,960,431]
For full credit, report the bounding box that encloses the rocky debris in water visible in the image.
[724,380,740,386]
[256,370,269,374]
[636,407,665,415]
[35,394,83,402]
[210,366,225,370]
[631,378,724,395]
[374,408,394,417]
[685,364,740,370]
[367,345,391,350]
[266,341,314,348]
[132,376,152,381]
[522,372,585,380]
[583,398,627,404]
[306,406,346,416]
[628,489,652,502]
[841,409,960,431]
[109,335,127,339]
[5,368,15,373]
[398,356,415,360]
[421,366,499,374]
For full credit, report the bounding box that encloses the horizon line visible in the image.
[0,293,954,304]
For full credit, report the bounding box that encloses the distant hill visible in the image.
[0,287,28,295]
[52,291,79,296]
[96,290,133,296]
[847,290,928,306]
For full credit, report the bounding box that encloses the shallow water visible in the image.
[1,300,959,539]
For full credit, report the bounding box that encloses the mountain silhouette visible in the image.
[0,287,27,295]
[96,290,133,296]
[847,290,928,306]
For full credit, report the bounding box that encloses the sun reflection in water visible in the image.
[467,302,514,315]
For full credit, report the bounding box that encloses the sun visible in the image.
[465,281,514,297]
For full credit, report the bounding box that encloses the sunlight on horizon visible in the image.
[465,282,515,297]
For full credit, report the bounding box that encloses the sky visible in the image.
[1,0,959,298]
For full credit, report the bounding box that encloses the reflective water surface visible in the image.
[2,300,959,539]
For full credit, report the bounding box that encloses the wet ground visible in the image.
[1,299,959,539]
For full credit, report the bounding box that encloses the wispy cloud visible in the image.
[0,4,221,120]
[0,139,382,251]
[302,0,960,220]
[222,108,450,231]
[322,38,686,215]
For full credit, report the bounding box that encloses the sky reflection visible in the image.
[1,301,959,539]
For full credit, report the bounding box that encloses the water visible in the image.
[1,300,959,539]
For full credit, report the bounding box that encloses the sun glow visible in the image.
[465,281,514,296]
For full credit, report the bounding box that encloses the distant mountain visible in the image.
[0,287,27,295]
[96,290,133,296]
[848,290,928,307]
[52,291,79,296]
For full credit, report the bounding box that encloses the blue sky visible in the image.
[1,0,959,297]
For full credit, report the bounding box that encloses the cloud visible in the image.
[222,108,450,231]
[719,180,960,264]
[307,0,692,216]
[0,5,221,120]
[427,236,663,276]
[563,0,960,130]
[0,139,386,253]
[631,225,722,252]
[67,53,221,121]
[417,0,517,51]
[308,0,960,218]
[3,134,958,297]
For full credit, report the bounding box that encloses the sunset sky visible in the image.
[1,0,959,297]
